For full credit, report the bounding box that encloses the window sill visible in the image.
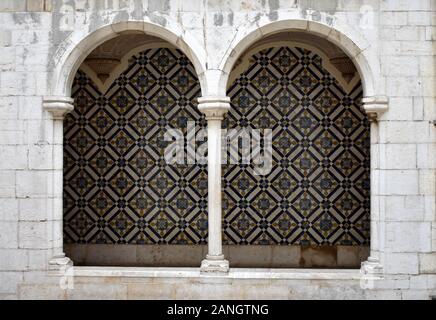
[70,266,362,280]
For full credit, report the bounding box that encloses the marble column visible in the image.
[361,96,388,276]
[43,96,74,270]
[198,96,230,273]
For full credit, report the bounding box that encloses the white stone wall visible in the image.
[0,0,435,299]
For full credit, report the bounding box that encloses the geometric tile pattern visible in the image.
[223,46,370,245]
[64,48,207,244]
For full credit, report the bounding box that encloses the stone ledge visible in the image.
[71,266,362,280]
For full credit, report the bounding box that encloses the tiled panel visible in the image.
[223,46,370,245]
[64,46,370,246]
[64,48,207,244]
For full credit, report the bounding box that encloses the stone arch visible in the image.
[50,20,207,98]
[218,20,380,99]
[216,19,386,273]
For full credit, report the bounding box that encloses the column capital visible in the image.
[362,96,388,122]
[197,96,230,120]
[43,96,74,120]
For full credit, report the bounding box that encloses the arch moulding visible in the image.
[218,19,388,120]
[48,20,208,99]
[43,20,208,270]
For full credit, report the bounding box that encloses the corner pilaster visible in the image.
[43,96,74,270]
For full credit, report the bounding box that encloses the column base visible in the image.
[200,255,229,274]
[360,256,383,275]
[360,257,383,290]
[49,253,73,271]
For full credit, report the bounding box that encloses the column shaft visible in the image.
[198,96,230,273]
[206,118,224,258]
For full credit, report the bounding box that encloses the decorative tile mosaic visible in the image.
[64,46,370,246]
[223,46,370,245]
[64,48,208,244]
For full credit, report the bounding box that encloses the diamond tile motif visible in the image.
[64,46,369,247]
[64,48,207,244]
[224,46,370,245]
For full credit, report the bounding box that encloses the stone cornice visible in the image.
[43,96,74,120]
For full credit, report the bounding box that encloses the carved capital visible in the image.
[43,96,74,120]
[197,96,231,120]
[362,96,388,122]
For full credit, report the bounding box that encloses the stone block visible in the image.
[18,284,66,300]
[419,253,436,273]
[409,275,429,289]
[381,0,431,11]
[0,30,11,46]
[422,97,435,121]
[385,195,425,221]
[18,221,49,249]
[300,246,337,268]
[0,249,28,271]
[384,252,419,274]
[400,41,433,56]
[401,290,432,300]
[0,0,26,11]
[19,198,48,221]
[0,130,24,145]
[408,11,432,25]
[337,246,369,268]
[417,144,436,169]
[364,289,402,300]
[18,96,43,120]
[395,26,426,41]
[28,143,53,170]
[419,56,435,78]
[386,76,422,97]
[0,96,18,120]
[412,97,424,120]
[16,171,49,198]
[27,249,49,270]
[0,221,18,248]
[26,0,45,12]
[0,272,22,294]
[0,146,27,170]
[0,170,15,198]
[425,26,435,40]
[381,121,430,144]
[0,47,15,71]
[381,170,419,195]
[423,195,435,221]
[66,284,128,300]
[386,221,432,252]
[385,97,413,120]
[419,169,435,195]
[270,245,301,268]
[380,11,408,26]
[0,198,18,221]
[381,56,418,77]
[381,144,416,169]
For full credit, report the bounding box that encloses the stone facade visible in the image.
[0,0,435,299]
